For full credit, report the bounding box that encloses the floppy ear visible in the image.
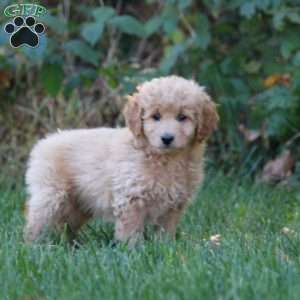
[123,94,143,137]
[197,95,219,143]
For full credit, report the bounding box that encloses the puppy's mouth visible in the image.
[148,143,184,155]
[159,144,180,152]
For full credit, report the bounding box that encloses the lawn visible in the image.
[1,173,300,300]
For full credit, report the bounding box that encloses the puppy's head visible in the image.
[124,76,218,153]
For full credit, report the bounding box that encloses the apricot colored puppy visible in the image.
[24,76,218,245]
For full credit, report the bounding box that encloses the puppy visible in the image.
[24,76,218,244]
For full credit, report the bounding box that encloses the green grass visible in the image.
[1,174,300,300]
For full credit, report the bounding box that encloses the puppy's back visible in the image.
[25,127,135,219]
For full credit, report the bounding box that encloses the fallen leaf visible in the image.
[238,124,260,142]
[281,227,296,235]
[263,74,281,88]
[263,73,291,88]
[280,74,292,87]
[0,70,11,88]
[261,150,294,182]
[210,234,221,247]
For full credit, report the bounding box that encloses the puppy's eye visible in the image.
[176,114,187,122]
[152,112,161,121]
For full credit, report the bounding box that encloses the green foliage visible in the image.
[81,6,115,45]
[64,40,100,66]
[41,64,64,96]
[1,0,300,175]
[110,15,146,37]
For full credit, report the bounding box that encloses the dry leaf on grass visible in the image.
[261,151,294,183]
[281,226,297,236]
[238,124,260,143]
[0,70,11,88]
[210,234,222,247]
[263,73,291,88]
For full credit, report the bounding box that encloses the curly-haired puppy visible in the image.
[24,76,218,245]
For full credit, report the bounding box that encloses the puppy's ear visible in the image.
[123,94,143,137]
[197,94,219,143]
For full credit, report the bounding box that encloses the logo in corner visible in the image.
[3,4,47,48]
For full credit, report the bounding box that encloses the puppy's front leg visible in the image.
[114,199,146,247]
[155,207,184,238]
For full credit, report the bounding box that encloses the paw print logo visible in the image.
[4,16,45,48]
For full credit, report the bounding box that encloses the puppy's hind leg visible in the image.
[61,200,91,242]
[24,191,90,243]
[24,190,68,242]
[24,145,90,242]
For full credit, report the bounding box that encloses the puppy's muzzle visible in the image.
[161,134,174,146]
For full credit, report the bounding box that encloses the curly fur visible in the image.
[24,76,219,245]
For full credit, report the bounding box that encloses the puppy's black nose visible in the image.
[161,134,174,146]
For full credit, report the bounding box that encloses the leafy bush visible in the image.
[0,0,300,180]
